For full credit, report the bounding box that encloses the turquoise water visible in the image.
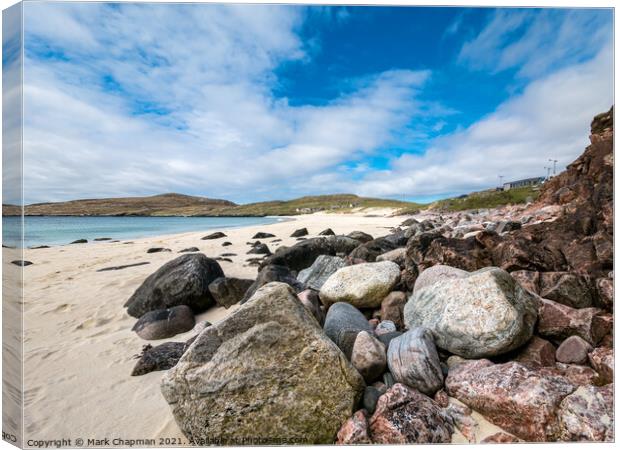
[2,215,284,248]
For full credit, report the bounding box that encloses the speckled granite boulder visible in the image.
[368,383,453,443]
[161,282,365,444]
[445,359,576,441]
[405,267,537,358]
[320,261,401,308]
[558,384,614,442]
[412,264,468,294]
[297,255,347,291]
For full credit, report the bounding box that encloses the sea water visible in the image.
[2,215,285,248]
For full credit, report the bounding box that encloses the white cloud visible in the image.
[458,9,612,78]
[354,44,613,200]
[21,3,433,203]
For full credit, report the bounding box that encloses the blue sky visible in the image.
[14,2,614,204]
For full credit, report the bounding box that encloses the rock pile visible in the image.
[124,108,613,443]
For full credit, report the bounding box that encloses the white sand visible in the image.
[16,210,405,442]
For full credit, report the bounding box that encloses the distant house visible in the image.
[502,177,545,191]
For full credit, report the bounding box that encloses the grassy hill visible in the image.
[3,193,421,217]
[429,185,540,212]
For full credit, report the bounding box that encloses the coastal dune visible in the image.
[19,210,404,441]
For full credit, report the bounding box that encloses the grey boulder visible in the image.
[387,328,444,396]
[297,255,347,291]
[208,277,254,308]
[323,302,373,358]
[404,267,537,358]
[161,282,365,444]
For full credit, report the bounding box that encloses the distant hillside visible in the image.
[429,185,541,212]
[3,193,237,216]
[2,193,420,217]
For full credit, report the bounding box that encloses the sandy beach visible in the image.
[17,210,408,442]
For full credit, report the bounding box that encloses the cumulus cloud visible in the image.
[355,44,613,201]
[21,2,433,203]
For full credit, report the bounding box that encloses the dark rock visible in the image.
[514,336,556,367]
[221,241,232,246]
[595,277,613,310]
[349,236,400,262]
[96,262,150,272]
[555,336,593,365]
[539,272,593,308]
[214,257,232,263]
[208,277,254,308]
[378,294,405,330]
[260,236,359,272]
[94,237,112,241]
[220,252,236,257]
[290,227,308,237]
[11,260,33,267]
[29,245,50,249]
[252,232,275,239]
[323,302,373,359]
[347,231,374,243]
[125,253,224,317]
[131,342,185,376]
[179,247,199,253]
[201,232,226,240]
[246,243,271,255]
[369,383,453,443]
[242,264,304,303]
[147,247,171,253]
[69,239,88,244]
[537,298,610,345]
[318,228,335,236]
[132,305,195,340]
[445,359,575,441]
[363,386,384,415]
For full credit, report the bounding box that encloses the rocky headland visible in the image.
[118,107,615,444]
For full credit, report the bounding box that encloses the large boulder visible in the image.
[557,384,614,442]
[161,283,365,444]
[412,264,468,295]
[241,264,304,303]
[125,254,224,317]
[349,236,401,262]
[404,267,537,358]
[297,255,347,291]
[445,359,576,441]
[319,261,401,308]
[260,236,359,272]
[386,328,443,396]
[208,277,254,308]
[323,302,373,358]
[132,305,195,340]
[368,383,453,443]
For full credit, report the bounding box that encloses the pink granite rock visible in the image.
[558,384,614,442]
[369,383,453,444]
[537,298,610,345]
[380,291,407,329]
[515,336,556,366]
[336,409,371,444]
[445,359,575,441]
[588,347,613,384]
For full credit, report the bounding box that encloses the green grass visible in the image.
[429,186,540,212]
[210,194,422,216]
